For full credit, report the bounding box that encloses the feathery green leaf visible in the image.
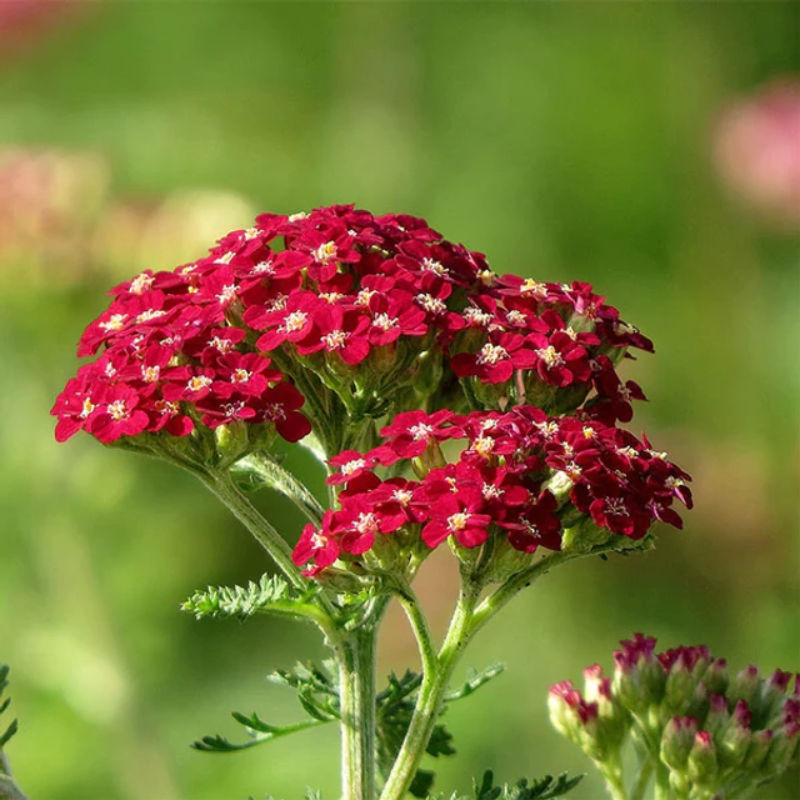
[0,665,17,751]
[181,573,319,622]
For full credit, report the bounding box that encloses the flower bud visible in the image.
[412,439,447,477]
[756,669,793,726]
[664,663,700,717]
[661,715,699,770]
[703,694,730,741]
[729,665,760,708]
[548,681,598,743]
[561,517,616,555]
[553,636,799,800]
[703,658,729,697]
[613,634,665,718]
[743,728,773,772]
[687,731,718,787]
[763,719,800,774]
[718,700,752,770]
[583,664,630,756]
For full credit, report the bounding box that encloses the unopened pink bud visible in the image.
[703,658,729,696]
[687,731,718,785]
[729,665,760,707]
[744,728,773,771]
[703,693,730,740]
[661,715,698,769]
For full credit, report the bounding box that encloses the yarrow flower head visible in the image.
[52,204,689,596]
[549,634,799,799]
[52,204,655,468]
[293,406,691,578]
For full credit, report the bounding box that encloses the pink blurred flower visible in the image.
[0,148,110,284]
[0,0,91,55]
[715,78,800,229]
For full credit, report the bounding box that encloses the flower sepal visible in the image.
[214,420,257,468]
[561,518,616,554]
[312,564,375,595]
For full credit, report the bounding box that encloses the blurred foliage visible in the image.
[0,2,798,798]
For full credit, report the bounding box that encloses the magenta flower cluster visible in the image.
[52,204,654,448]
[294,408,691,575]
[550,634,800,795]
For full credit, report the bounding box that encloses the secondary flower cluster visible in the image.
[293,407,691,576]
[549,634,799,799]
[53,204,653,449]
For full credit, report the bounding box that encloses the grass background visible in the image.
[0,2,798,798]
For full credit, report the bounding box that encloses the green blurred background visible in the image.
[0,2,798,798]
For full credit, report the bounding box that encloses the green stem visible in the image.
[471,542,621,635]
[395,584,437,677]
[378,583,481,800]
[199,470,307,590]
[630,761,653,800]
[337,625,379,800]
[0,753,28,800]
[471,550,580,634]
[238,452,325,526]
[653,763,671,800]
[601,770,629,800]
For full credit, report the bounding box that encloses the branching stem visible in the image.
[395,583,437,677]
[378,581,481,800]
[238,452,325,526]
[472,541,621,635]
[197,470,338,624]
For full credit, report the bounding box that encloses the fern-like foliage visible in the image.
[429,771,583,800]
[268,661,340,722]
[377,665,504,798]
[256,790,322,800]
[0,665,17,751]
[192,662,340,753]
[181,574,318,622]
[192,658,506,800]
[193,713,327,753]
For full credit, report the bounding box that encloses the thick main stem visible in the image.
[379,585,479,800]
[338,625,379,800]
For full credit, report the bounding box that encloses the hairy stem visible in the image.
[653,764,671,800]
[378,583,481,800]
[599,761,628,800]
[629,761,653,800]
[237,452,325,526]
[0,752,28,800]
[199,470,307,589]
[471,541,621,636]
[396,584,437,677]
[338,625,379,800]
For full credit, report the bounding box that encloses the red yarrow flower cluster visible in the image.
[51,307,310,445]
[293,406,691,575]
[53,204,654,448]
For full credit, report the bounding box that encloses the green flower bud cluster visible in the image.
[549,634,799,800]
